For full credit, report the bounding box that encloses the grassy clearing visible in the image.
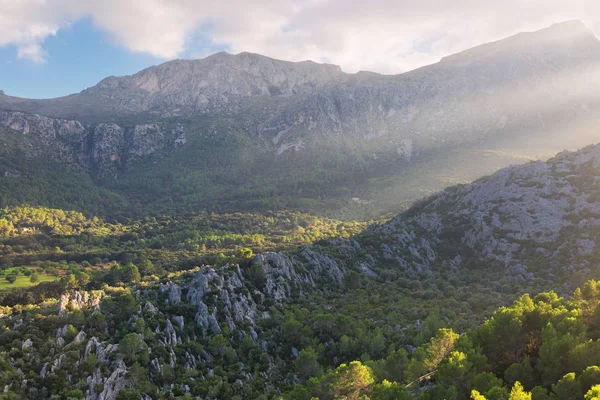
[0,267,58,290]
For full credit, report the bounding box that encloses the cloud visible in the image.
[0,0,598,71]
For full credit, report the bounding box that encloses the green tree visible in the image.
[586,385,600,400]
[552,372,582,400]
[471,390,487,400]
[294,347,322,382]
[504,357,535,390]
[371,380,411,400]
[238,248,254,260]
[344,270,361,291]
[424,328,459,371]
[470,372,505,398]
[121,263,141,283]
[510,382,532,400]
[530,386,553,400]
[77,272,91,287]
[581,366,600,395]
[119,333,147,365]
[5,274,16,284]
[29,273,39,283]
[329,361,374,400]
[61,274,78,290]
[436,351,473,395]
[138,259,156,276]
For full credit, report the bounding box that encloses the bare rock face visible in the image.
[83,52,345,113]
[0,112,186,178]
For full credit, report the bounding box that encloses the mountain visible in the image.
[0,52,345,119]
[1,21,600,218]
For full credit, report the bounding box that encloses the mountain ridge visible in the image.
[1,20,600,219]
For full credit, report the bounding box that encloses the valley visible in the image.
[1,19,600,400]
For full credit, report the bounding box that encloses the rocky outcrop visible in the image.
[159,282,182,304]
[84,337,117,363]
[86,360,129,400]
[0,112,186,177]
[57,291,102,315]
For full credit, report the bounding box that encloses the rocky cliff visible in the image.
[0,111,185,177]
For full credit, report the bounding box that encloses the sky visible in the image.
[1,0,599,99]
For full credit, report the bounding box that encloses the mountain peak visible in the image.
[540,19,591,35]
[440,20,599,65]
[80,49,346,113]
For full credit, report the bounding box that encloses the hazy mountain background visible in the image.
[2,20,600,220]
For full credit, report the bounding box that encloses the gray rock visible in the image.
[73,331,87,343]
[160,282,182,304]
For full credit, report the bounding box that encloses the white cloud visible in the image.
[0,0,598,71]
[16,43,47,63]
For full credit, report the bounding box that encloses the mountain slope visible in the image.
[1,20,600,219]
[319,143,600,290]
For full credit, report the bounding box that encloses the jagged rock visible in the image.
[40,363,49,377]
[98,360,129,400]
[358,263,377,277]
[57,294,69,315]
[58,291,101,315]
[84,337,117,363]
[73,331,87,343]
[84,337,99,358]
[0,112,185,178]
[168,348,177,369]
[51,354,66,374]
[173,315,184,330]
[56,324,69,338]
[160,282,182,304]
[250,328,258,343]
[225,316,236,332]
[163,320,180,346]
[143,301,158,313]
[150,358,163,375]
[21,339,33,350]
[184,352,197,371]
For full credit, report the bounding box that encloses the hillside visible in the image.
[1,142,600,399]
[322,143,600,288]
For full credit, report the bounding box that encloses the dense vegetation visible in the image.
[0,121,596,400]
[284,281,600,400]
[0,122,533,222]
